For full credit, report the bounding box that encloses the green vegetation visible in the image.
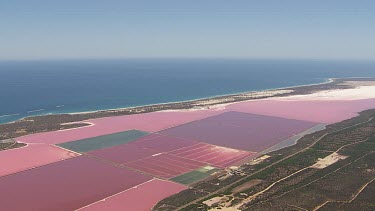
[171,171,211,185]
[0,139,26,151]
[154,189,209,210]
[171,166,218,185]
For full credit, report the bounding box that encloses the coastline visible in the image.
[68,78,335,115]
[1,77,335,122]
[14,76,375,119]
[1,77,375,141]
[0,76,336,124]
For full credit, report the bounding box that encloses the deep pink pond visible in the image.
[88,132,255,176]
[130,134,199,152]
[167,142,256,167]
[88,134,198,165]
[79,179,186,211]
[161,111,318,151]
[89,144,162,164]
[0,144,78,177]
[125,153,206,178]
[0,156,152,211]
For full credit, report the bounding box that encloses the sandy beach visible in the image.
[274,80,375,101]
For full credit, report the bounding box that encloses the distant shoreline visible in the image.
[1,77,375,141]
[2,58,375,124]
[67,78,334,115]
[0,77,335,123]
[8,76,369,119]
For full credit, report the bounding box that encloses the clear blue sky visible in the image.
[1,0,374,60]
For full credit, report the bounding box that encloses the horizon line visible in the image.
[1,57,375,63]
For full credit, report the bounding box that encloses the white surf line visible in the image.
[75,179,159,211]
[70,76,334,119]
[27,109,45,113]
[0,113,20,118]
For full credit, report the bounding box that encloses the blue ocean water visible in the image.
[1,59,375,124]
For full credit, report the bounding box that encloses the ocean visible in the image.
[1,59,375,124]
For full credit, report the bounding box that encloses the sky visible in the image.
[0,0,374,61]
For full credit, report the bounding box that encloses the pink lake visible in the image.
[79,179,187,211]
[0,156,152,211]
[0,144,78,177]
[160,111,318,151]
[16,98,375,145]
[228,98,375,123]
[17,109,224,144]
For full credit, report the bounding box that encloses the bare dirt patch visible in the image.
[311,152,348,169]
[203,196,226,207]
[248,155,271,165]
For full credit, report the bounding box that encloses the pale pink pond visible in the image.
[0,144,78,177]
[17,109,224,144]
[79,179,186,211]
[228,98,375,123]
[16,98,375,145]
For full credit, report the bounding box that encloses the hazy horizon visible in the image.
[1,0,375,61]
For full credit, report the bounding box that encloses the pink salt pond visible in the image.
[87,134,199,165]
[0,143,78,177]
[17,109,224,144]
[15,98,375,146]
[0,156,152,211]
[78,179,187,211]
[160,111,318,151]
[89,133,253,177]
[167,142,256,168]
[125,153,207,178]
[228,98,375,124]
